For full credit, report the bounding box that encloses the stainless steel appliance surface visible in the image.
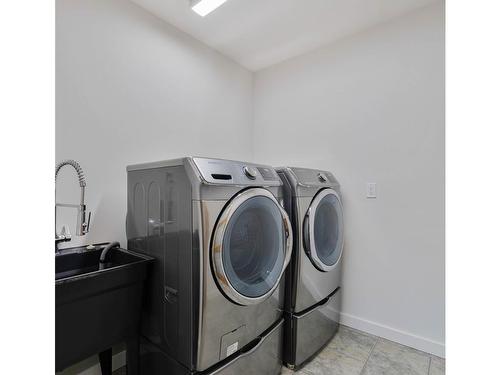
[126,157,293,374]
[276,167,344,369]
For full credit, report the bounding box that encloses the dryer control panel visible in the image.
[192,157,281,186]
[289,167,339,187]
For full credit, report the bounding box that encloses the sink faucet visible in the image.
[55,160,91,251]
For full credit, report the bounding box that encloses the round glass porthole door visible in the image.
[212,188,292,305]
[304,189,344,272]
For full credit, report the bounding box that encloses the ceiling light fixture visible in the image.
[191,0,228,17]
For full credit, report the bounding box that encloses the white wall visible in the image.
[253,2,444,356]
[56,0,253,249]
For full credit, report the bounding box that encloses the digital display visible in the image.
[257,167,277,181]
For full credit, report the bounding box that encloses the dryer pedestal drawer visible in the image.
[285,288,341,368]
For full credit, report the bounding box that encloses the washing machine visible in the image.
[126,157,293,374]
[275,167,344,369]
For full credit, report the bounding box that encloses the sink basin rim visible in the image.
[55,245,153,284]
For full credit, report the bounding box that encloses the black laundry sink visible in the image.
[55,244,153,374]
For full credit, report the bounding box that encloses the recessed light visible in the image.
[191,0,228,17]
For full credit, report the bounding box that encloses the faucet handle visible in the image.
[56,225,72,241]
[83,211,91,234]
[55,225,72,253]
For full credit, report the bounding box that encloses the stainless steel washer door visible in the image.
[304,189,344,272]
[212,188,292,305]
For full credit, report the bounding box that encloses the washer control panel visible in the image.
[192,157,281,186]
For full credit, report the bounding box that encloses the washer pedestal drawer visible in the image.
[140,318,283,375]
[209,318,283,375]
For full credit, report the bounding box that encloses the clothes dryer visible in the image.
[276,167,344,369]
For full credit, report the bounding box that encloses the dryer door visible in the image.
[304,188,344,272]
[212,188,293,305]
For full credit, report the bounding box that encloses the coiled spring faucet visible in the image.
[55,160,91,251]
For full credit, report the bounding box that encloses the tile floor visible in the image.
[281,325,445,375]
[113,325,445,375]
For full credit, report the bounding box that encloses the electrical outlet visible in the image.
[366,183,377,198]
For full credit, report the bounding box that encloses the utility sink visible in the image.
[55,244,153,374]
[56,245,148,281]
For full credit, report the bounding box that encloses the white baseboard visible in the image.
[81,351,126,375]
[339,312,445,358]
[113,351,126,370]
[59,351,126,375]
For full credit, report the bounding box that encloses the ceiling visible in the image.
[131,0,439,71]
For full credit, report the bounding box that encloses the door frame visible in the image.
[211,188,293,305]
[303,188,344,272]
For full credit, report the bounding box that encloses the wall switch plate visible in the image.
[366,183,377,198]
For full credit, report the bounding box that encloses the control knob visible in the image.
[243,166,258,180]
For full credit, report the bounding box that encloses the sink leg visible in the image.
[98,348,112,375]
[126,336,140,375]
